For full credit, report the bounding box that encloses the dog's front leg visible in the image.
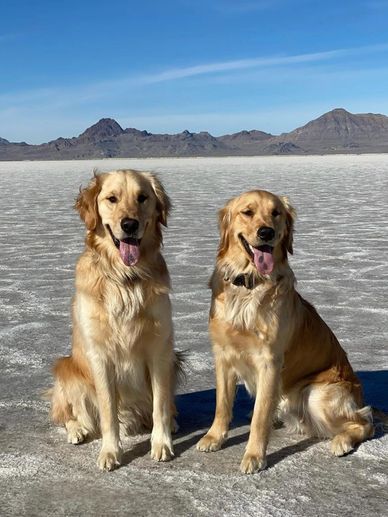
[149,350,174,461]
[240,354,282,474]
[88,354,122,471]
[197,349,237,452]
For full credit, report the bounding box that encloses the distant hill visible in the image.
[271,108,388,153]
[218,129,273,154]
[1,108,388,160]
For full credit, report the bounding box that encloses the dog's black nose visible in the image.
[257,226,275,241]
[121,218,139,235]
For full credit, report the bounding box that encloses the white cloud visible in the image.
[2,42,388,109]
[128,43,388,85]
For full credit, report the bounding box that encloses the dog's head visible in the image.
[218,190,296,276]
[75,170,171,267]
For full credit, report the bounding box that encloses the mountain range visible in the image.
[1,108,388,160]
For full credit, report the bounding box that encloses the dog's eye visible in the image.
[138,194,148,203]
[107,196,118,203]
[272,209,280,217]
[242,209,254,217]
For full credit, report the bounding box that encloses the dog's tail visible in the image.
[174,350,187,385]
[372,407,388,432]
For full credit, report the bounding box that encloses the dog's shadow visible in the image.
[172,386,319,464]
[357,370,388,413]
[121,370,388,467]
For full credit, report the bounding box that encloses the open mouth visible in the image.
[107,225,141,267]
[239,234,274,275]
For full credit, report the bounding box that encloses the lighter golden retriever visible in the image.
[197,189,374,473]
[50,169,180,471]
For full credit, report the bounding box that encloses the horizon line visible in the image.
[3,106,388,145]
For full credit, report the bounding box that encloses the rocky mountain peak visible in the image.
[1,108,388,159]
[330,108,350,115]
[276,108,388,151]
[79,118,124,140]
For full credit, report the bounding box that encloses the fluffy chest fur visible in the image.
[210,305,281,396]
[222,282,278,332]
[110,286,169,353]
[74,256,172,369]
[209,271,297,380]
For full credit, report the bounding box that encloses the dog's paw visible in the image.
[66,421,88,445]
[240,453,267,474]
[331,434,353,456]
[196,433,225,452]
[150,441,174,462]
[97,445,123,471]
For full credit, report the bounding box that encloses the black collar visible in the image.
[230,273,257,290]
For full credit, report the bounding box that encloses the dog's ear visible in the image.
[218,204,231,257]
[280,195,296,255]
[145,173,171,227]
[75,175,101,230]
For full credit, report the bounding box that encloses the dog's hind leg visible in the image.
[51,356,98,444]
[303,382,374,456]
[330,406,374,456]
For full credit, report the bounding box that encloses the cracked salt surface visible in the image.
[0,155,387,516]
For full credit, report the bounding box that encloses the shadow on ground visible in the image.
[119,371,388,467]
[172,370,388,454]
[176,370,388,430]
[176,384,253,434]
[357,370,388,412]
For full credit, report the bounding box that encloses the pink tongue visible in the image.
[252,247,274,275]
[119,240,140,266]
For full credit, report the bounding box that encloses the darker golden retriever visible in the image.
[197,189,374,473]
[50,169,180,470]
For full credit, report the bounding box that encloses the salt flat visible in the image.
[0,155,387,516]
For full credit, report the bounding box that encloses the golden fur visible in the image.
[50,169,179,471]
[197,190,373,474]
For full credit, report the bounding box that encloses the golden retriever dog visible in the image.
[50,169,180,471]
[197,189,374,474]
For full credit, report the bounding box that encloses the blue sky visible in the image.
[1,0,388,143]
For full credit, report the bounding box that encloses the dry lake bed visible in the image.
[0,155,387,516]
